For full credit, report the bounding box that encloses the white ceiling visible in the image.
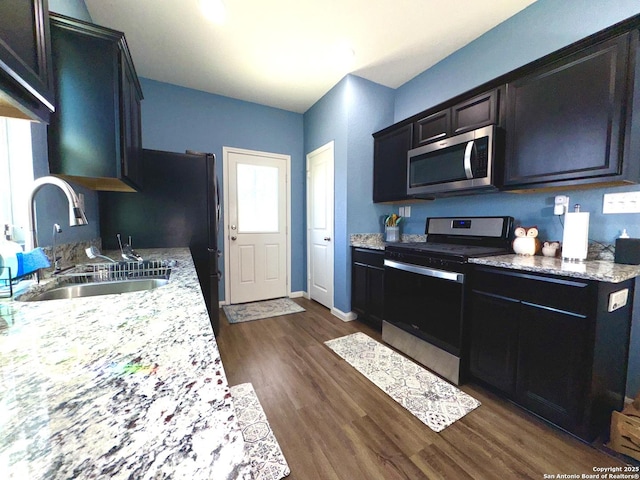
[84,0,537,114]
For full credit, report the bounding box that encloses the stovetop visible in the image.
[385,241,508,260]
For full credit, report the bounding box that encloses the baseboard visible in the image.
[289,291,305,298]
[331,307,357,322]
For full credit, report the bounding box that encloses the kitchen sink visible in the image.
[19,278,169,301]
[16,260,173,302]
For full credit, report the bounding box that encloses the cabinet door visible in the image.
[120,55,143,189]
[516,303,589,432]
[413,110,449,146]
[373,123,413,202]
[367,265,385,329]
[468,291,519,395]
[352,262,368,315]
[49,23,120,179]
[0,0,54,120]
[504,33,631,188]
[452,89,499,135]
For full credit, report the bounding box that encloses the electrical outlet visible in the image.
[603,191,640,214]
[554,195,569,215]
[608,288,629,312]
[404,206,411,217]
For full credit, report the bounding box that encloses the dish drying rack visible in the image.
[58,259,175,282]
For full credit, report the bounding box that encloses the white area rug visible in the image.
[325,332,481,432]
[231,383,290,480]
[223,298,304,324]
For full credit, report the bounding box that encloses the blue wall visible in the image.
[138,78,305,300]
[29,0,98,248]
[304,75,395,313]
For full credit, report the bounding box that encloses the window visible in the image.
[0,117,34,244]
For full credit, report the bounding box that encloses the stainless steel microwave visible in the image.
[407,125,498,196]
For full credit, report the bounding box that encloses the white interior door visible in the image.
[307,141,334,309]
[225,148,289,304]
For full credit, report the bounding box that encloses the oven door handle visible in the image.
[384,259,464,283]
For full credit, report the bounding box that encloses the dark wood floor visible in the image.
[217,297,629,479]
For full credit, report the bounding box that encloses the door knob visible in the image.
[231,225,237,230]
[324,237,331,241]
[231,236,237,241]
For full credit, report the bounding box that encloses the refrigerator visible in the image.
[99,149,221,334]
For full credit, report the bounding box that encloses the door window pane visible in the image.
[237,163,278,233]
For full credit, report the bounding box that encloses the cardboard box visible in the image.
[609,395,640,461]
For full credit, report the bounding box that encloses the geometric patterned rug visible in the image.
[230,383,291,480]
[325,332,481,432]
[223,298,305,324]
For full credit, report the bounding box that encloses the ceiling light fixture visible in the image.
[200,0,226,25]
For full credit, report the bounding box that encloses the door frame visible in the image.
[306,141,334,309]
[222,146,292,304]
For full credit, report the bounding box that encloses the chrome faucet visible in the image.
[52,223,62,272]
[26,176,88,253]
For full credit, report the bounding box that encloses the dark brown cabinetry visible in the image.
[351,248,384,330]
[48,14,143,192]
[0,0,54,122]
[469,266,634,441]
[414,88,501,146]
[373,123,413,203]
[504,32,638,189]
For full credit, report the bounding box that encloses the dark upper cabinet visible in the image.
[0,0,54,122]
[469,266,634,441]
[504,32,638,189]
[373,123,413,203]
[413,88,501,147]
[48,13,143,192]
[413,110,449,146]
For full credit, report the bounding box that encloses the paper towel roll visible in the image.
[562,211,589,261]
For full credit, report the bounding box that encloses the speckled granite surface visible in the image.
[470,254,640,283]
[350,233,426,250]
[0,248,252,479]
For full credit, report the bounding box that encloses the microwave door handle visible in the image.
[463,140,474,179]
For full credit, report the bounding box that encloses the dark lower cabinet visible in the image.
[351,248,384,330]
[516,303,589,432]
[469,265,634,441]
[469,292,519,395]
[373,123,413,203]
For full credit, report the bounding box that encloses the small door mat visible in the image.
[231,383,290,480]
[223,298,304,324]
[325,332,481,432]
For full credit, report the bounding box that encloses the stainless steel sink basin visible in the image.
[18,278,169,302]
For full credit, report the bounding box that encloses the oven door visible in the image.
[384,259,465,356]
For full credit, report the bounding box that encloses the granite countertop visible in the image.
[350,233,426,250]
[0,248,251,479]
[349,234,640,283]
[470,254,640,283]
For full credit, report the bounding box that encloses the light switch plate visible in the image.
[398,207,405,216]
[404,206,411,217]
[603,191,640,214]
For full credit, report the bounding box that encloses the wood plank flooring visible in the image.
[216,297,630,479]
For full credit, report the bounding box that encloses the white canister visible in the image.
[562,208,589,261]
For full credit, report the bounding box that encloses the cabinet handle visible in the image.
[324,237,331,241]
[231,236,237,241]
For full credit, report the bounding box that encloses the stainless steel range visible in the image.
[383,216,513,385]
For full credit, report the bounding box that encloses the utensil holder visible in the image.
[385,226,400,242]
